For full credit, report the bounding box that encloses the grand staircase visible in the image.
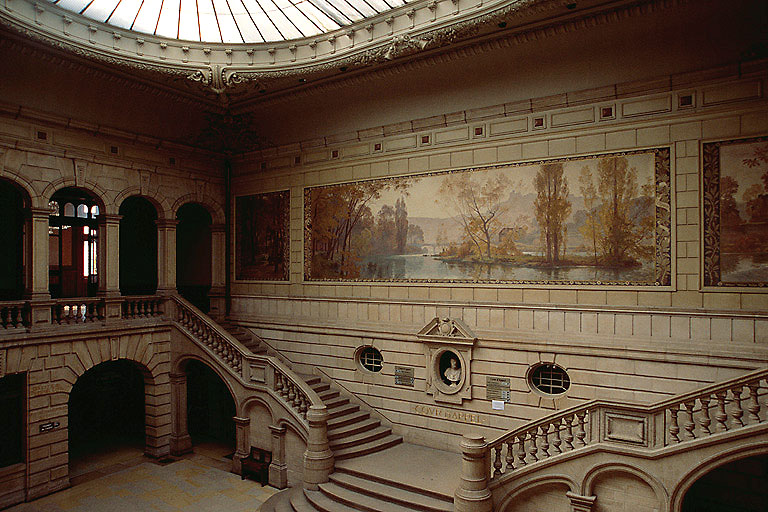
[219,319,267,355]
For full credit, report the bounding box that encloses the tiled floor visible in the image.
[8,444,278,512]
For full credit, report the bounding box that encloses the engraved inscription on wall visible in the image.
[486,376,510,401]
[395,366,414,387]
[412,404,489,426]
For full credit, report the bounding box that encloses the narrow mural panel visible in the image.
[236,190,290,281]
[305,148,671,285]
[703,136,768,287]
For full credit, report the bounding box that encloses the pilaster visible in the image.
[269,424,288,489]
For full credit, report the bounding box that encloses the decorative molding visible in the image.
[418,317,477,344]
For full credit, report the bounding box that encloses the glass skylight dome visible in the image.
[47,0,411,43]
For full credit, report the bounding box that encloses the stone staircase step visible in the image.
[335,466,454,505]
[327,418,380,441]
[329,425,392,450]
[303,375,322,386]
[318,389,339,400]
[301,489,359,512]
[309,382,330,394]
[323,396,349,409]
[329,472,453,512]
[327,403,359,419]
[327,410,370,430]
[333,434,402,460]
[317,480,434,512]
[290,488,330,512]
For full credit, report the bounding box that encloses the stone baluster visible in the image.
[574,411,587,447]
[746,384,761,424]
[527,430,538,462]
[539,425,550,458]
[683,400,696,439]
[454,435,493,512]
[669,405,681,443]
[715,391,729,431]
[699,396,712,435]
[730,386,744,427]
[563,416,574,451]
[492,445,503,477]
[302,405,334,490]
[505,439,515,471]
[551,423,562,454]
[516,435,526,467]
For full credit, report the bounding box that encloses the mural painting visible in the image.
[703,136,768,287]
[236,190,290,281]
[305,148,671,285]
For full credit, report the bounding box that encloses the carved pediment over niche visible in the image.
[418,317,476,405]
[417,317,477,346]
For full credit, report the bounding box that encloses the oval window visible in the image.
[529,363,570,395]
[358,347,383,373]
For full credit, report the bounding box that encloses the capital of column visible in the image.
[566,492,597,512]
[156,219,179,229]
[233,416,250,427]
[269,424,287,436]
[210,223,226,233]
[98,213,122,225]
[30,207,53,218]
[169,373,187,385]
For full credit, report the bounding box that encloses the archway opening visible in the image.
[49,187,101,298]
[0,373,25,470]
[0,179,30,300]
[68,360,146,479]
[119,196,158,295]
[176,203,211,312]
[185,360,236,458]
[681,454,768,512]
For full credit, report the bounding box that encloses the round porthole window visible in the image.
[357,347,383,373]
[529,363,570,396]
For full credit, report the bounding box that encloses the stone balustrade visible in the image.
[0,301,29,330]
[486,367,768,483]
[50,297,105,324]
[121,295,164,319]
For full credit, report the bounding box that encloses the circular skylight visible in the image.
[46,0,411,43]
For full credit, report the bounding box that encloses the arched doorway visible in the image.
[119,196,158,295]
[0,179,30,300]
[185,360,236,457]
[0,373,25,470]
[49,187,101,298]
[68,360,146,479]
[681,454,768,512]
[176,203,211,312]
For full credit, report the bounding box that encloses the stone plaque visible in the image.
[606,412,647,445]
[486,376,510,401]
[394,366,414,387]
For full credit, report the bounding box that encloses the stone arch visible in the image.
[172,193,224,225]
[670,443,768,512]
[0,170,39,207]
[498,474,578,512]
[114,187,170,220]
[174,355,240,415]
[42,177,109,214]
[583,463,668,512]
[276,417,308,444]
[241,395,276,423]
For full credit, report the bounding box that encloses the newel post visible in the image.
[303,404,334,490]
[454,434,493,512]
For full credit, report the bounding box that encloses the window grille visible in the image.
[530,364,570,395]
[358,347,383,373]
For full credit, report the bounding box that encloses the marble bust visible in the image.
[444,357,461,386]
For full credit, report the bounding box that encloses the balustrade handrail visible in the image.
[169,294,323,424]
[488,367,768,451]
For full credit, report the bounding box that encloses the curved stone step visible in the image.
[327,410,370,430]
[329,425,392,450]
[333,434,402,460]
[328,418,381,441]
[317,481,432,512]
[301,488,359,512]
[329,472,453,512]
[327,403,360,419]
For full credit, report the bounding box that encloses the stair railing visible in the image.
[486,367,768,483]
[169,294,323,423]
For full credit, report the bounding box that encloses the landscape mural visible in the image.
[305,148,671,285]
[236,190,289,281]
[703,136,768,287]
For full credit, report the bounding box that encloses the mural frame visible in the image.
[234,189,290,282]
[702,135,768,289]
[304,147,672,287]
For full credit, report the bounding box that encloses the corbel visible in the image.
[112,32,121,50]
[452,0,460,15]
[62,15,71,35]
[136,38,144,56]
[268,47,276,64]
[246,48,254,65]
[428,1,437,21]
[386,16,394,35]
[182,46,189,63]
[159,42,167,60]
[88,24,97,44]
[309,40,317,59]
[203,47,211,64]
[225,48,232,65]
[407,8,416,29]
[346,28,355,48]
[366,23,374,41]
[289,44,297,62]
[33,3,44,24]
[328,35,336,54]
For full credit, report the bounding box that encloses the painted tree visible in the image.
[595,156,653,265]
[533,163,572,264]
[719,176,742,227]
[578,166,600,266]
[438,171,510,259]
[395,197,409,254]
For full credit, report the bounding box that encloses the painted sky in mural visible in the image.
[305,150,662,284]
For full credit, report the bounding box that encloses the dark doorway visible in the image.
[176,203,211,312]
[68,361,145,472]
[185,360,235,448]
[119,196,158,295]
[0,180,29,300]
[0,373,25,469]
[682,454,768,512]
[49,188,100,298]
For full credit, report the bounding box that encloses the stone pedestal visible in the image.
[232,416,251,474]
[169,372,192,456]
[454,434,493,512]
[269,424,289,489]
[303,405,334,490]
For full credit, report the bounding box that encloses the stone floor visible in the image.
[8,443,279,512]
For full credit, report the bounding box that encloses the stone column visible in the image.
[303,405,334,490]
[269,424,288,489]
[27,207,52,328]
[232,416,251,474]
[566,492,597,512]
[169,372,192,456]
[209,223,226,319]
[454,434,493,512]
[155,219,177,296]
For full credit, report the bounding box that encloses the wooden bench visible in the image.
[240,447,271,486]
